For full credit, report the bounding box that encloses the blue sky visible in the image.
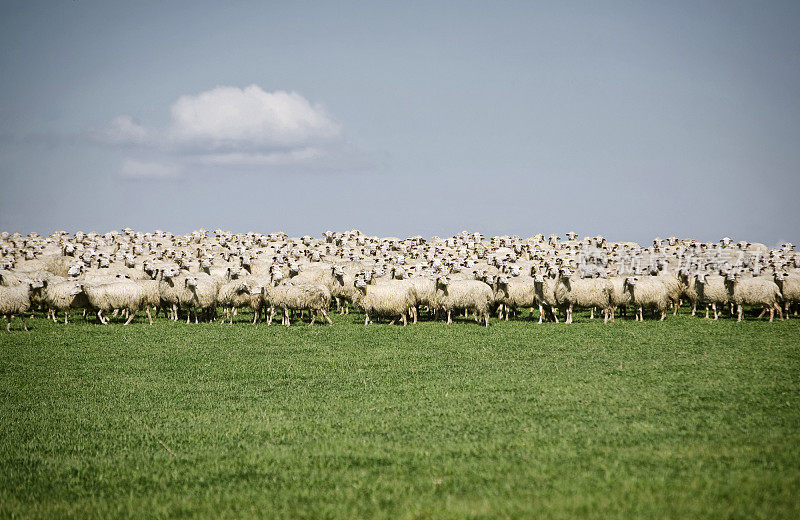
[1,1,798,244]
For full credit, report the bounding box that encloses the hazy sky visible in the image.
[1,1,798,244]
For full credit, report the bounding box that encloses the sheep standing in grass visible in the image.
[678,269,700,316]
[623,276,669,321]
[352,277,415,325]
[81,280,145,325]
[694,272,729,320]
[44,280,90,324]
[724,272,782,322]
[0,283,32,331]
[265,282,333,326]
[554,269,612,324]
[532,268,559,323]
[330,265,358,315]
[181,275,218,323]
[774,272,800,317]
[608,275,632,322]
[433,276,492,326]
[493,274,537,321]
[217,279,253,324]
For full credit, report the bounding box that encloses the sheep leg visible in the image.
[769,306,774,322]
[64,311,69,325]
[252,309,259,325]
[691,302,696,316]
[309,312,316,326]
[590,308,594,320]
[267,308,275,326]
[660,310,666,321]
[704,305,709,319]
[603,308,608,324]
[97,309,106,324]
[484,312,489,327]
[737,304,743,322]
[322,309,333,325]
[673,300,679,315]
[364,312,370,325]
[194,310,199,324]
[146,307,153,325]
[447,309,452,325]
[124,311,135,325]
[757,307,767,319]
[4,315,10,332]
[284,308,290,326]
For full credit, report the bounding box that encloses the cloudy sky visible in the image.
[1,1,798,244]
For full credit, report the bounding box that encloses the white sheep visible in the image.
[353,277,415,325]
[553,269,612,324]
[0,283,33,331]
[81,280,145,325]
[724,272,782,322]
[623,276,669,321]
[433,276,492,326]
[265,282,333,326]
[493,274,537,321]
[694,272,729,320]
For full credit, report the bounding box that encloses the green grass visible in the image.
[2,309,800,519]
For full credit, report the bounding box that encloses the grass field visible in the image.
[2,309,800,519]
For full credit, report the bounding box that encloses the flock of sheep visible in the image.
[1,229,798,331]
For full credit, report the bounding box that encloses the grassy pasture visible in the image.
[1,309,799,519]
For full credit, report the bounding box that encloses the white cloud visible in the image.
[98,116,151,145]
[169,86,341,151]
[98,85,361,177]
[191,148,325,167]
[118,159,181,179]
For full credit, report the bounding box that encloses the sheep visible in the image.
[724,272,782,322]
[623,276,669,321]
[80,280,145,325]
[265,282,333,326]
[694,272,729,320]
[492,274,537,321]
[774,272,800,317]
[531,268,559,323]
[217,279,254,324]
[353,277,415,325]
[330,265,358,315]
[43,280,90,324]
[181,275,219,323]
[405,276,437,320]
[656,270,683,315]
[134,279,160,325]
[608,276,632,322]
[433,276,492,326]
[678,269,700,316]
[553,269,612,324]
[0,283,33,331]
